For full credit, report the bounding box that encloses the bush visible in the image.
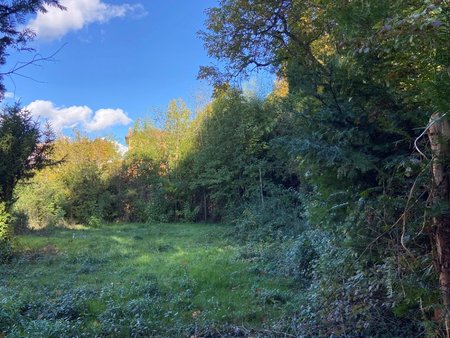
[0,203,12,262]
[14,182,65,229]
[176,202,200,223]
[11,210,29,234]
[145,187,173,223]
[234,186,304,241]
[62,164,112,224]
[87,215,102,228]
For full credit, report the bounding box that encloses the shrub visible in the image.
[14,182,65,228]
[11,210,29,234]
[145,188,172,223]
[87,215,102,228]
[234,186,304,241]
[0,203,12,262]
[176,202,200,223]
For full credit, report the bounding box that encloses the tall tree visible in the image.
[0,104,54,205]
[0,0,62,259]
[0,0,64,204]
[164,99,192,170]
[201,0,450,334]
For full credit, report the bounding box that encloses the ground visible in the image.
[0,223,298,337]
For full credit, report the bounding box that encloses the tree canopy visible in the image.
[198,0,450,335]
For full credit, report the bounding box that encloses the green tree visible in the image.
[164,99,192,170]
[51,135,120,224]
[0,1,63,258]
[0,104,54,260]
[176,89,294,222]
[120,100,195,223]
[0,104,54,205]
[200,0,450,334]
[120,120,169,221]
[15,134,121,226]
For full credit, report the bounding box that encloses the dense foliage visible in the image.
[0,104,54,261]
[0,0,64,262]
[197,0,450,336]
[14,133,120,227]
[0,104,54,204]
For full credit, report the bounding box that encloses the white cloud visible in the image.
[85,108,132,132]
[27,0,146,40]
[25,100,132,133]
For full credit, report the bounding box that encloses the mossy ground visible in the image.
[0,223,299,337]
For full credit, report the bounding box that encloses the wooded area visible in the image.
[1,0,450,337]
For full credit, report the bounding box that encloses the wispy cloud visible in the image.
[27,0,147,41]
[4,92,15,99]
[26,100,132,133]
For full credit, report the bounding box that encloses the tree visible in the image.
[200,0,450,334]
[0,1,62,258]
[176,89,290,221]
[0,104,54,206]
[164,99,192,170]
[0,0,64,100]
[15,134,123,226]
[428,114,450,335]
[0,0,64,204]
[199,0,333,89]
[120,121,169,221]
[0,104,54,260]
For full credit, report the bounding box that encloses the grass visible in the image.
[0,223,298,337]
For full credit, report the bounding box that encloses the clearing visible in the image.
[0,223,298,337]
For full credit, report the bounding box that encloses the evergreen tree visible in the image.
[0,104,54,206]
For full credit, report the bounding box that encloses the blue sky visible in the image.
[3,0,223,146]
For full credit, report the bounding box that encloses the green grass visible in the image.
[0,223,298,337]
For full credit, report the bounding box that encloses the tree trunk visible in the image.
[428,112,450,337]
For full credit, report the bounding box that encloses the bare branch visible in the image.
[1,43,67,77]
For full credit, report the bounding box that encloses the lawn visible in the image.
[0,223,298,337]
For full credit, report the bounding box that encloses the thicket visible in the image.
[13,87,431,335]
[14,133,120,227]
[198,0,449,335]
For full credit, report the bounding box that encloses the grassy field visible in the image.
[0,223,298,337]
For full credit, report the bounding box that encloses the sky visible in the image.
[2,0,226,147]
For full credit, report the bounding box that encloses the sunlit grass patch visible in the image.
[0,223,297,337]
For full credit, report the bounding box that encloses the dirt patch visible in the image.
[20,244,60,263]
